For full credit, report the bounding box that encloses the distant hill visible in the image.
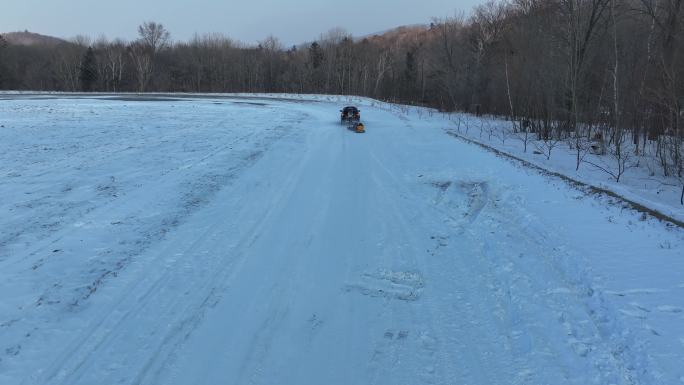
[361,24,432,46]
[363,24,429,39]
[2,31,67,46]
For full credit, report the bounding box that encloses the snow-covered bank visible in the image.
[1,94,683,385]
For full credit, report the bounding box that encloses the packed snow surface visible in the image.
[0,94,683,385]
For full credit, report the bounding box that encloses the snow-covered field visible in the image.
[1,94,683,385]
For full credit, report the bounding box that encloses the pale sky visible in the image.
[1,0,480,45]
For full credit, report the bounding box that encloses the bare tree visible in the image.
[54,43,86,91]
[129,21,170,92]
[558,0,612,170]
[103,39,126,92]
[138,22,170,54]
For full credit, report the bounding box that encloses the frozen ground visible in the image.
[0,94,683,385]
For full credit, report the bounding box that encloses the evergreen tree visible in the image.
[79,47,98,92]
[404,51,416,83]
[403,50,418,98]
[309,42,324,69]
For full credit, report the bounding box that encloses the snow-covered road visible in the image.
[1,94,683,385]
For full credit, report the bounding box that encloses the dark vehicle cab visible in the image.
[340,106,361,123]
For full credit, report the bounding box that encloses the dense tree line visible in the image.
[0,0,683,199]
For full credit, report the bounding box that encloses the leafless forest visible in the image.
[1,0,683,200]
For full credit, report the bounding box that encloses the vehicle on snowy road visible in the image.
[340,106,360,124]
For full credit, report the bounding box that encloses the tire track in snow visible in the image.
[362,142,504,384]
[20,113,309,385]
[26,160,274,385]
[449,183,648,384]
